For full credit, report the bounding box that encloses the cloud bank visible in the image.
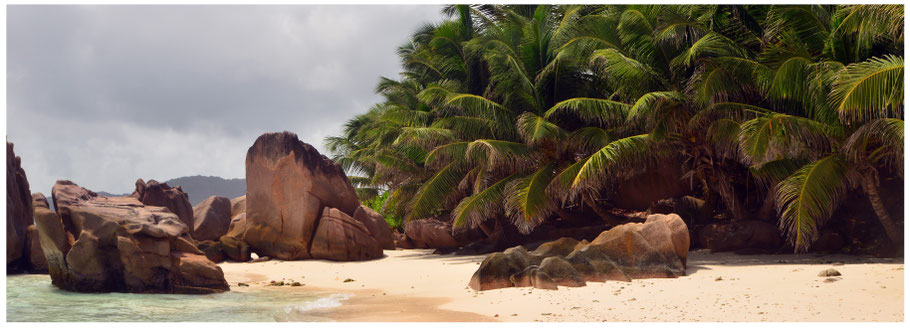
[7,5,444,196]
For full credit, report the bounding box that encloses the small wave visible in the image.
[284,293,352,313]
[274,293,352,322]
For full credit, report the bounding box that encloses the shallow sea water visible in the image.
[7,274,350,322]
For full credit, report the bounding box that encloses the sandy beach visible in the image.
[220,249,904,322]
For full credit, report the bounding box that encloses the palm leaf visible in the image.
[504,164,557,234]
[544,97,630,127]
[776,155,848,252]
[516,112,565,146]
[406,162,467,222]
[452,174,519,228]
[829,55,903,122]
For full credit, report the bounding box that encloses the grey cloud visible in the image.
[7,5,444,196]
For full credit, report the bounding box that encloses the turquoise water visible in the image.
[6,274,350,322]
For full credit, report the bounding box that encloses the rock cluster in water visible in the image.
[469,213,690,290]
[36,180,228,293]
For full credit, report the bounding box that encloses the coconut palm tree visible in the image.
[325,4,903,252]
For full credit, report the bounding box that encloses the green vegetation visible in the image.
[326,5,903,252]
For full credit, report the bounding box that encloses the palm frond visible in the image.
[504,164,557,234]
[516,112,566,146]
[452,174,519,228]
[844,118,904,175]
[544,97,630,127]
[406,162,467,222]
[829,55,903,122]
[776,155,848,252]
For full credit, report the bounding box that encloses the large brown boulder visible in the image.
[32,192,50,209]
[218,235,252,262]
[404,219,462,249]
[43,180,228,293]
[133,179,195,236]
[698,220,782,253]
[238,132,377,261]
[353,205,394,250]
[644,213,691,266]
[469,252,524,291]
[7,141,34,273]
[584,218,684,279]
[469,214,690,290]
[309,208,383,261]
[230,195,246,218]
[26,225,48,273]
[538,256,586,287]
[192,196,232,241]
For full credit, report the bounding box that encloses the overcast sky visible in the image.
[7,5,444,196]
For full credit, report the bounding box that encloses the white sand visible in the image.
[219,249,904,322]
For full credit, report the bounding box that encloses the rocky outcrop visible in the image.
[133,179,195,237]
[230,195,246,219]
[235,132,380,261]
[469,213,689,291]
[32,192,50,209]
[404,219,462,249]
[698,220,781,253]
[353,205,394,250]
[310,208,383,261]
[7,141,34,273]
[192,196,232,241]
[41,180,228,293]
[26,225,48,273]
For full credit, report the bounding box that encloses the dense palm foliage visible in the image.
[326,4,903,252]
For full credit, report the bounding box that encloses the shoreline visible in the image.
[220,249,904,322]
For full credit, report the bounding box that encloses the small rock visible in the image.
[818,269,841,277]
[343,278,355,283]
[291,282,302,286]
[494,314,499,317]
[715,277,723,281]
[238,282,249,287]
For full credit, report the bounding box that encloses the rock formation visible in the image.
[26,225,48,273]
[403,219,462,249]
[132,179,195,236]
[234,132,382,261]
[230,195,246,218]
[309,208,383,260]
[7,141,34,274]
[353,205,395,250]
[32,192,50,209]
[192,196,232,241]
[39,180,228,293]
[469,213,690,291]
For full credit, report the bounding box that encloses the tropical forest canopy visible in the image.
[325,4,904,252]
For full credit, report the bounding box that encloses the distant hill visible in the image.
[164,175,246,206]
[96,191,130,198]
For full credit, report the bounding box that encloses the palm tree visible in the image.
[326,4,903,252]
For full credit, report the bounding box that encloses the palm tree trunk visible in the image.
[862,172,903,246]
[712,174,746,221]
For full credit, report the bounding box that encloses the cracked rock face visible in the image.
[39,180,228,294]
[7,141,34,273]
[237,131,381,261]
